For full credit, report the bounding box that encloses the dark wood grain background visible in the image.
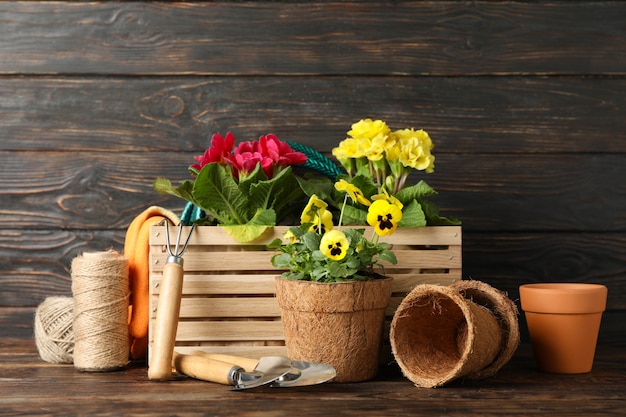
[1,1,624,345]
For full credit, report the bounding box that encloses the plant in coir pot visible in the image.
[269,184,400,382]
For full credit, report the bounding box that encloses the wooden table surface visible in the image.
[1,338,624,416]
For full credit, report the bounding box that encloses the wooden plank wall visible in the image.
[1,1,625,345]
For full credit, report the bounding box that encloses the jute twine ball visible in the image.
[390,284,502,388]
[451,280,520,379]
[34,296,74,364]
[72,250,130,372]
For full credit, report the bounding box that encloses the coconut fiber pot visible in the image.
[275,277,392,382]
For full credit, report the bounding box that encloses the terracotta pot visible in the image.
[519,283,608,374]
[274,277,392,382]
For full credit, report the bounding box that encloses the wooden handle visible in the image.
[190,351,260,373]
[173,352,240,385]
[148,262,184,381]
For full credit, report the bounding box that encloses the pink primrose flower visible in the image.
[259,134,307,167]
[189,132,236,172]
[230,151,274,179]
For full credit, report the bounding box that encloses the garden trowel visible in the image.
[172,352,292,390]
[191,351,336,387]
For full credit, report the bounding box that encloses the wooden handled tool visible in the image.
[173,351,293,389]
[191,351,261,372]
[188,350,337,388]
[148,222,195,381]
[172,352,244,385]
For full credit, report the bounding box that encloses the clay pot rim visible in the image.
[519,283,607,314]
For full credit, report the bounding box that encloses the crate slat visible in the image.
[174,321,285,342]
[151,297,282,319]
[150,274,278,295]
[173,346,289,357]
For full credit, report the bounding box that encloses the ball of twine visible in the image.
[34,296,75,364]
[72,250,130,372]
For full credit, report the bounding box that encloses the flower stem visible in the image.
[337,194,348,229]
[397,172,409,193]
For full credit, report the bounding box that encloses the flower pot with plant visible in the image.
[269,184,400,382]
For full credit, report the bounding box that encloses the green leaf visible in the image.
[153,177,197,205]
[302,232,322,252]
[398,199,427,228]
[271,253,291,268]
[427,213,462,226]
[419,198,462,225]
[327,262,347,279]
[237,164,268,197]
[341,205,368,225]
[395,180,438,205]
[249,167,304,223]
[220,209,276,242]
[342,227,365,244]
[348,175,379,199]
[296,175,335,200]
[377,249,398,265]
[192,163,250,225]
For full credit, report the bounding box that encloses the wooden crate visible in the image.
[149,225,462,356]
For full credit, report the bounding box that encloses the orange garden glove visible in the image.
[124,206,179,360]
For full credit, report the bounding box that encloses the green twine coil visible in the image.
[286,140,344,179]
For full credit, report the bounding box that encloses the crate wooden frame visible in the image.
[149,225,462,357]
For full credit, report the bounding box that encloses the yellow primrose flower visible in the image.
[300,194,328,224]
[384,138,402,162]
[334,179,371,206]
[371,189,403,210]
[320,229,349,261]
[362,135,387,162]
[348,119,391,141]
[332,137,362,160]
[367,199,403,236]
[309,209,334,235]
[395,128,435,173]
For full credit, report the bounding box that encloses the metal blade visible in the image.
[271,360,336,387]
[232,356,293,390]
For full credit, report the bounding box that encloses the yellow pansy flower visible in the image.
[319,229,349,261]
[309,209,334,235]
[367,199,403,236]
[282,229,297,244]
[300,194,328,224]
[334,179,371,206]
[371,189,403,210]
